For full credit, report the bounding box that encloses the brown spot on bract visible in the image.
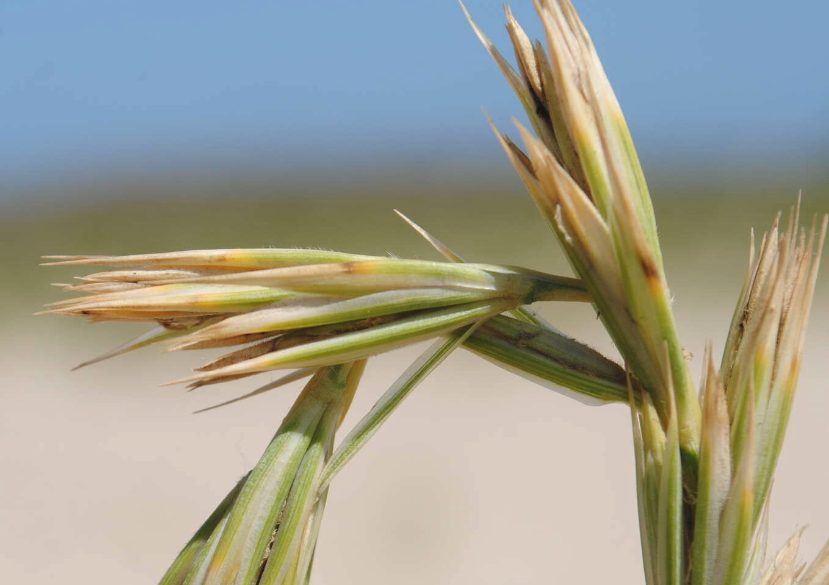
[639,255,660,280]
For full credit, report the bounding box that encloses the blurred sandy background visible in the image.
[2,0,829,582]
[2,179,828,584]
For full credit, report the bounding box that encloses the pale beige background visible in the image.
[2,191,827,583]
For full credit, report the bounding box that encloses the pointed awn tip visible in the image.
[394,210,465,263]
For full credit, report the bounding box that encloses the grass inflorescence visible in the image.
[41,1,828,583]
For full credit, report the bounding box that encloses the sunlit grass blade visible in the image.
[177,288,493,344]
[42,248,375,269]
[193,368,317,414]
[158,473,248,585]
[41,284,299,317]
[258,404,339,584]
[168,300,510,386]
[627,379,656,585]
[149,259,506,291]
[171,331,279,352]
[294,491,327,585]
[742,498,770,585]
[317,323,481,493]
[463,314,632,404]
[200,394,328,583]
[691,353,732,585]
[656,397,683,585]
[255,357,362,585]
[72,268,236,285]
[197,364,358,584]
[72,324,191,371]
[608,191,700,459]
[712,389,756,585]
[58,281,145,294]
[178,493,241,585]
[638,391,666,583]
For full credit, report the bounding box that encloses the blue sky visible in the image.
[2,0,828,191]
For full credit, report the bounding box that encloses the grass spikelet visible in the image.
[38,2,828,583]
